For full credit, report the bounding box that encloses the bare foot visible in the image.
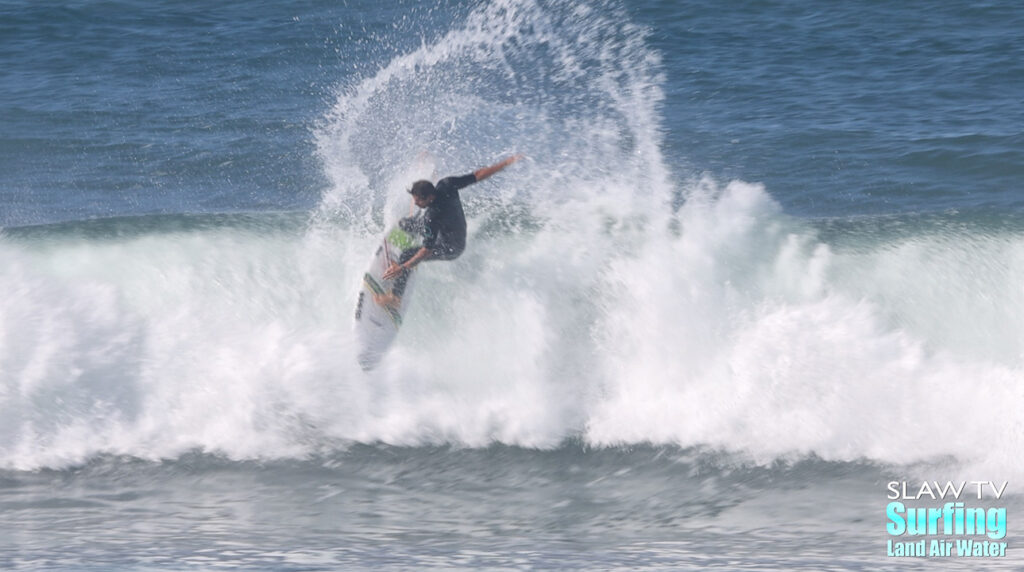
[373,292,401,309]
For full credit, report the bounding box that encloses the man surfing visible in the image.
[374,154,522,308]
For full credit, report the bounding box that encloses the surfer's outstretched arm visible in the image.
[473,154,523,182]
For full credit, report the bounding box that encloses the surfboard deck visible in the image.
[353,225,419,370]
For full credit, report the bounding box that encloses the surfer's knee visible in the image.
[431,245,463,261]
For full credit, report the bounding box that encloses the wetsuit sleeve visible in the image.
[434,173,477,196]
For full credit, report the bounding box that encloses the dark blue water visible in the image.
[649,2,1024,217]
[6,1,1021,226]
[2,0,1023,569]
[3,1,342,224]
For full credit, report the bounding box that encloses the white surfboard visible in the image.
[353,224,420,370]
[353,153,435,370]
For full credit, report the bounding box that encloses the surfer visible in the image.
[374,154,523,308]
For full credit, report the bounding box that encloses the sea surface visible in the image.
[2,0,1023,569]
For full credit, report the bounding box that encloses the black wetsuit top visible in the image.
[421,173,477,259]
[390,173,477,299]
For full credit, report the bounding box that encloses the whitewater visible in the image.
[2,0,1021,477]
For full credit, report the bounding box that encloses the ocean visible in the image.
[1,0,1022,569]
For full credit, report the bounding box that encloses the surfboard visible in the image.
[353,224,420,370]
[352,152,435,370]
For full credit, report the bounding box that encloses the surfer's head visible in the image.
[409,180,436,208]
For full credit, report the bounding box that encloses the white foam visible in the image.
[1,0,1021,478]
[585,179,1024,477]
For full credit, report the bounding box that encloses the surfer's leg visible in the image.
[373,292,401,309]
[429,243,463,262]
[374,245,456,308]
[398,215,424,234]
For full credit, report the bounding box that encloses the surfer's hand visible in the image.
[382,263,404,280]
